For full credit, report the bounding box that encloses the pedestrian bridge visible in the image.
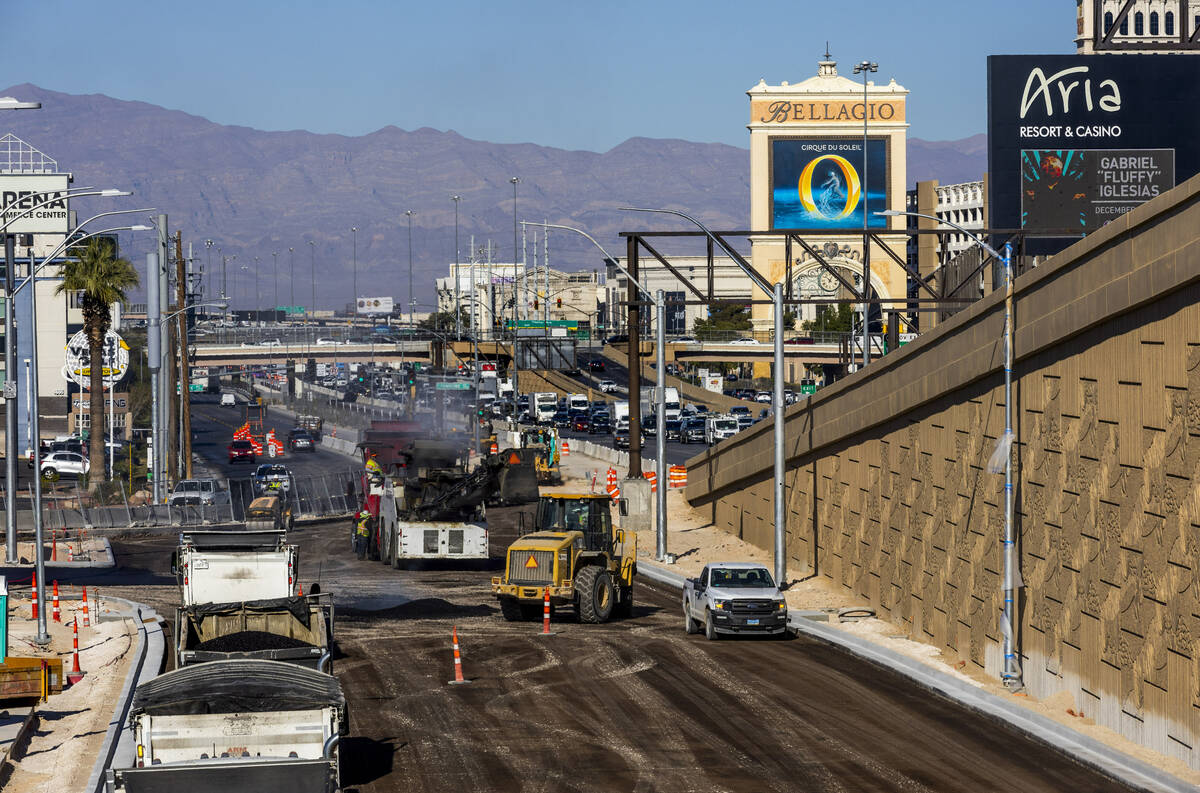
[684,174,1200,769]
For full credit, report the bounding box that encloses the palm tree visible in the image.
[56,237,139,490]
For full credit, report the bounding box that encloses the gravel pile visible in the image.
[194,630,314,652]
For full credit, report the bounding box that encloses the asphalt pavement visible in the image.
[62,519,1138,793]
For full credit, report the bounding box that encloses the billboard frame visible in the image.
[767,135,892,231]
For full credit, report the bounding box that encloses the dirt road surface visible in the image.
[83,516,1135,793]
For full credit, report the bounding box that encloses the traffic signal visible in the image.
[533,299,538,310]
[556,298,562,308]
[406,373,416,386]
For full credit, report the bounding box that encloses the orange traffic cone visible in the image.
[51,530,57,562]
[448,626,471,685]
[539,587,556,637]
[297,582,304,597]
[52,580,61,623]
[68,616,84,684]
[30,571,37,620]
[81,585,90,627]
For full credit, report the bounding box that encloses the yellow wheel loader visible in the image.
[492,494,636,623]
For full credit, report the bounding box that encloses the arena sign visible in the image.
[988,55,1200,240]
[0,174,70,234]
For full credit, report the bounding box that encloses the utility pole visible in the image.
[156,214,169,493]
[4,234,17,562]
[176,232,193,479]
[626,236,641,475]
[147,252,163,502]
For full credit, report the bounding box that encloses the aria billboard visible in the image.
[988,55,1200,239]
[770,138,888,230]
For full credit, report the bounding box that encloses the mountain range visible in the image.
[0,84,986,310]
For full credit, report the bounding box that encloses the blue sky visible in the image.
[3,1,1075,150]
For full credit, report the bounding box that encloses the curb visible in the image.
[0,707,38,788]
[84,597,166,793]
[8,538,117,569]
[635,560,1193,793]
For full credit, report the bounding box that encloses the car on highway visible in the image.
[587,359,606,372]
[552,408,572,428]
[681,417,707,444]
[730,405,754,430]
[315,337,341,346]
[336,376,349,387]
[641,418,656,437]
[598,379,617,393]
[252,463,294,495]
[227,439,257,464]
[673,336,698,344]
[572,415,591,433]
[664,418,682,442]
[724,372,739,381]
[287,428,316,452]
[169,478,230,507]
[613,428,639,450]
[729,337,760,346]
[683,562,788,639]
[220,392,237,407]
[39,451,89,479]
[755,391,772,403]
[260,338,283,347]
[587,416,611,435]
[605,334,629,345]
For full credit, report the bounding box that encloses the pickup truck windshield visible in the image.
[710,568,776,588]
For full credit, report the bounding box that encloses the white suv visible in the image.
[40,451,90,479]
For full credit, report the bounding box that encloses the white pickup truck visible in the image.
[682,562,788,639]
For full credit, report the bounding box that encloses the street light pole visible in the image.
[288,247,295,314]
[351,227,358,320]
[853,60,877,368]
[271,251,279,321]
[253,256,260,325]
[509,177,520,401]
[405,210,415,329]
[308,241,316,327]
[452,196,461,340]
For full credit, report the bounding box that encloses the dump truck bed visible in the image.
[175,596,332,670]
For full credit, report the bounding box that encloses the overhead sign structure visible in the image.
[62,328,130,389]
[770,139,888,229]
[357,296,394,315]
[0,174,71,234]
[988,55,1200,241]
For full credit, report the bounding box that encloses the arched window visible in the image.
[1134,11,1143,35]
[1165,11,1174,35]
[1150,11,1159,35]
[1120,13,1129,34]
[1104,11,1114,34]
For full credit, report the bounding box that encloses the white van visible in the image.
[219,393,236,408]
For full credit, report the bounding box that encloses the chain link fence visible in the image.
[1,467,361,533]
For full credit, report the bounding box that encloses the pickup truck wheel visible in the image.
[683,601,697,634]
[576,566,614,624]
[499,597,522,621]
[704,609,719,641]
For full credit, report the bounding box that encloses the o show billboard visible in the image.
[988,55,1200,238]
[770,138,887,229]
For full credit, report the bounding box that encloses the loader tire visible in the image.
[614,584,633,619]
[499,597,523,622]
[576,566,614,624]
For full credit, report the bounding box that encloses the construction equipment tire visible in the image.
[499,597,523,621]
[614,584,634,619]
[576,566,614,624]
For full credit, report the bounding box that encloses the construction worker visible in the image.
[364,449,385,516]
[353,509,372,560]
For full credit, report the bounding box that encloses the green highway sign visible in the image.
[436,381,472,391]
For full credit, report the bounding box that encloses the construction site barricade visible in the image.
[668,465,687,488]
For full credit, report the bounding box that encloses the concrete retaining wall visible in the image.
[685,173,1200,767]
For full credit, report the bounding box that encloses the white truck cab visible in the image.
[683,562,788,639]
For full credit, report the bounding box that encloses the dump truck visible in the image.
[370,444,539,567]
[106,659,345,793]
[174,595,334,671]
[173,528,299,608]
[492,494,635,623]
